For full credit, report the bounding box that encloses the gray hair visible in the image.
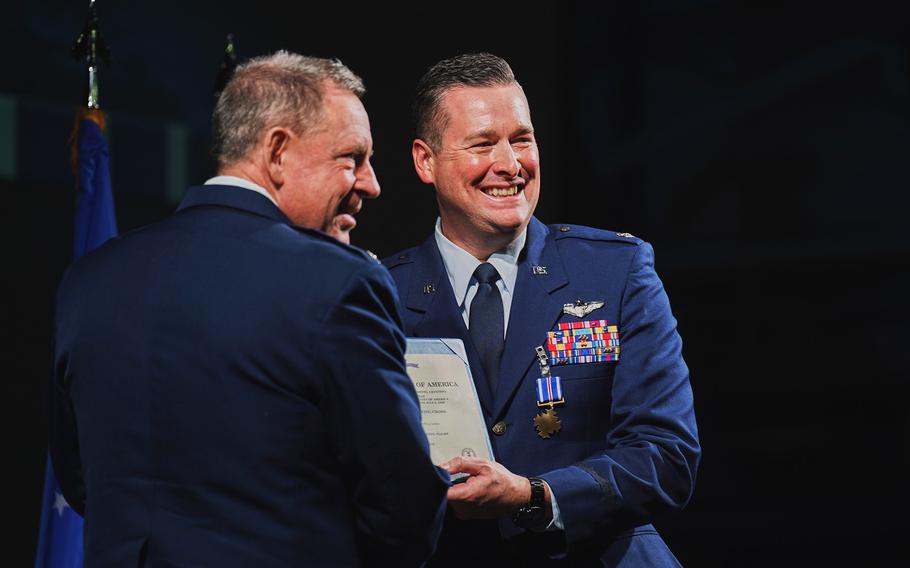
[413,53,517,150]
[213,50,365,168]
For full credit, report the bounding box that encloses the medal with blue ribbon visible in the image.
[533,346,565,438]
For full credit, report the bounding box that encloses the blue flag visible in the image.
[72,117,118,258]
[36,115,117,568]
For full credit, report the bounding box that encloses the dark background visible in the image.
[3,1,908,565]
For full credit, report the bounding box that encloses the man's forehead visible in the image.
[441,84,526,109]
[318,91,371,134]
[439,84,532,136]
[323,88,368,120]
[301,98,372,156]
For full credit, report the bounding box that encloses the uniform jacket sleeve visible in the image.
[539,242,700,546]
[50,269,87,517]
[318,261,449,566]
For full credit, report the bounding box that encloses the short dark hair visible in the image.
[212,51,365,168]
[413,53,517,150]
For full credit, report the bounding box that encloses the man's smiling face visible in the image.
[425,83,540,249]
[278,85,380,244]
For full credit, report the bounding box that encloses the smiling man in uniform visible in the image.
[383,53,700,566]
[51,51,448,567]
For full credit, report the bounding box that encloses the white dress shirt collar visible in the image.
[434,217,526,309]
[205,175,278,207]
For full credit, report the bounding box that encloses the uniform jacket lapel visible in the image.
[493,218,569,420]
[404,236,496,415]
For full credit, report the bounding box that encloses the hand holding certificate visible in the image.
[405,338,494,468]
[405,339,549,521]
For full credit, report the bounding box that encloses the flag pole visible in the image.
[69,0,110,173]
[214,33,238,98]
[72,0,110,111]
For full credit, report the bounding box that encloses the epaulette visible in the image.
[381,249,417,270]
[550,224,644,245]
[290,224,379,264]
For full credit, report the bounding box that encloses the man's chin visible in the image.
[326,228,352,244]
[487,212,532,235]
[326,214,357,244]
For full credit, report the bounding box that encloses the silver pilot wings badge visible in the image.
[562,299,605,318]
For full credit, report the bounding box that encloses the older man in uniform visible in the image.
[51,51,448,567]
[383,53,700,566]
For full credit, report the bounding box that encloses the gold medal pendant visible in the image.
[534,407,562,439]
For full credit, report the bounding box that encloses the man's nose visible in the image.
[491,140,521,177]
[355,161,381,198]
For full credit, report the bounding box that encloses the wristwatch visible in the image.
[512,477,547,529]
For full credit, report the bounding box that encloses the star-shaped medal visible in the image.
[534,408,562,439]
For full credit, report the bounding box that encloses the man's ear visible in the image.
[412,139,436,185]
[265,127,293,188]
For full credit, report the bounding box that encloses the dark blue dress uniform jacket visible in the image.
[383,217,700,567]
[51,185,449,567]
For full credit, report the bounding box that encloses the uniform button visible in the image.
[559,225,571,232]
[492,421,507,435]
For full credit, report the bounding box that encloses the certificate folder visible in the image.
[405,338,495,468]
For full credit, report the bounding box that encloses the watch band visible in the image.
[526,477,546,508]
[513,477,547,529]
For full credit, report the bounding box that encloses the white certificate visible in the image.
[405,338,494,466]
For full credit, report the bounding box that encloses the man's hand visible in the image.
[441,457,551,521]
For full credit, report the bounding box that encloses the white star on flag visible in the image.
[53,491,71,516]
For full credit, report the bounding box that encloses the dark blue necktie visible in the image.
[469,262,504,394]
